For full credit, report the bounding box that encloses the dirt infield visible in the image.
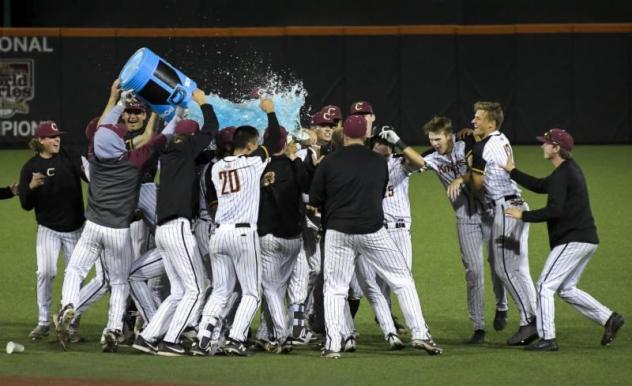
[0,375,219,386]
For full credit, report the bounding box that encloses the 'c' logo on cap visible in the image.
[51,123,59,131]
[323,111,332,120]
[354,103,363,111]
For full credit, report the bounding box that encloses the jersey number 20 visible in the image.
[219,170,241,194]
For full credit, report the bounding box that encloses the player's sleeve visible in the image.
[18,161,36,211]
[128,134,167,168]
[470,143,486,175]
[522,169,567,222]
[262,112,282,155]
[0,186,15,200]
[388,157,410,187]
[461,135,476,159]
[510,168,548,194]
[249,145,270,163]
[308,159,327,208]
[419,150,438,173]
[100,105,124,126]
[191,104,220,155]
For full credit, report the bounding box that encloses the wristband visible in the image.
[395,139,408,149]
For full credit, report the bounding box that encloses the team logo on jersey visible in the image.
[0,59,35,119]
[46,168,55,176]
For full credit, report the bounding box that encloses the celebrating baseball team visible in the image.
[5,71,625,358]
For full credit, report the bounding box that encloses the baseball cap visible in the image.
[264,125,289,151]
[349,101,374,115]
[175,119,199,136]
[35,121,64,138]
[311,111,335,127]
[343,115,368,139]
[216,126,236,151]
[536,128,574,151]
[321,105,343,122]
[125,99,147,113]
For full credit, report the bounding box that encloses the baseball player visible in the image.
[54,79,176,351]
[310,115,442,359]
[18,121,86,341]
[504,128,624,351]
[469,101,538,345]
[257,126,311,352]
[194,98,283,356]
[396,116,508,344]
[133,89,217,356]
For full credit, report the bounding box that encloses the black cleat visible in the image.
[525,338,559,352]
[601,312,625,346]
[387,333,405,350]
[223,338,252,357]
[494,310,508,331]
[467,329,486,344]
[507,320,538,346]
[132,335,158,354]
[156,341,186,357]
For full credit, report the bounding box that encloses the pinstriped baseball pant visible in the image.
[142,218,207,343]
[35,225,81,326]
[536,242,612,339]
[492,200,537,326]
[61,220,133,331]
[324,228,431,352]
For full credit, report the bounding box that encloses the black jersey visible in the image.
[309,144,388,234]
[510,159,599,248]
[19,148,85,232]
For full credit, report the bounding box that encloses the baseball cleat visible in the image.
[342,337,357,353]
[53,304,75,350]
[223,338,252,357]
[525,338,559,352]
[494,310,508,331]
[412,339,443,356]
[132,335,159,354]
[29,324,50,340]
[264,340,283,354]
[198,323,215,352]
[190,341,211,356]
[102,329,122,353]
[68,328,85,344]
[467,329,486,344]
[387,333,405,350]
[156,341,186,357]
[320,349,341,359]
[601,312,625,346]
[506,321,538,346]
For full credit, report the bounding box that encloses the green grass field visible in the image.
[0,146,630,386]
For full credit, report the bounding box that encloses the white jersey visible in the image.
[472,131,520,201]
[382,155,416,224]
[422,139,481,219]
[212,153,269,224]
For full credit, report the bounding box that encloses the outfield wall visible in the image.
[1,25,631,148]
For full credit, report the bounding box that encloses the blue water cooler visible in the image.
[119,47,197,120]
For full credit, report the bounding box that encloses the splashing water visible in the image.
[186,76,307,136]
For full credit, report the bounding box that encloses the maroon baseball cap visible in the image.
[216,126,236,151]
[349,101,374,115]
[264,125,288,151]
[125,99,147,113]
[536,128,574,151]
[343,115,368,139]
[311,111,335,127]
[175,119,199,136]
[35,121,64,138]
[321,105,343,122]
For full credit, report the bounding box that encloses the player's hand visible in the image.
[191,89,207,106]
[379,128,401,145]
[456,128,475,140]
[10,182,18,196]
[262,171,275,186]
[503,157,515,173]
[505,207,523,219]
[110,79,121,101]
[29,173,46,190]
[116,88,135,108]
[174,105,187,122]
[259,98,274,113]
[447,177,464,201]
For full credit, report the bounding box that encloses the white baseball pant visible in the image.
[129,248,165,325]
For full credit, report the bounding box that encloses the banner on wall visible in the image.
[0,36,57,145]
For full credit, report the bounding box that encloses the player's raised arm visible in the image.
[261,98,282,154]
[98,79,133,126]
[379,127,426,169]
[190,89,220,154]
